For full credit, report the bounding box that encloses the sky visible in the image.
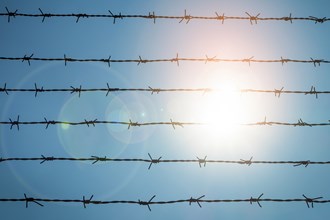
[0,0,330,219]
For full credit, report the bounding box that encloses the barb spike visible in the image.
[196,156,207,168]
[148,153,162,170]
[303,194,323,208]
[250,193,263,207]
[138,195,156,211]
[83,195,94,208]
[189,195,205,208]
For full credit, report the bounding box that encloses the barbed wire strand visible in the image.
[0,84,328,99]
[0,55,329,67]
[1,8,329,24]
[0,115,330,130]
[0,194,328,210]
[0,155,328,168]
[1,116,330,130]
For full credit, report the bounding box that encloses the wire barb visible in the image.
[280,56,290,65]
[138,56,147,65]
[127,119,140,129]
[148,86,161,95]
[243,56,254,66]
[257,116,271,126]
[250,193,263,207]
[9,115,20,130]
[34,83,44,97]
[179,10,192,24]
[240,157,253,166]
[283,13,293,23]
[5,7,17,22]
[302,194,323,208]
[309,16,327,24]
[108,10,123,24]
[70,85,82,97]
[84,119,97,127]
[38,8,51,22]
[170,119,184,130]
[138,195,156,211]
[305,86,318,99]
[245,12,260,25]
[295,118,312,127]
[196,156,207,168]
[24,193,43,208]
[274,87,284,98]
[215,12,225,24]
[82,195,94,208]
[148,153,162,170]
[22,54,33,66]
[293,160,310,167]
[40,155,54,164]
[189,195,205,208]
[76,13,88,23]
[205,55,217,64]
[310,58,324,67]
[91,156,107,164]
[148,11,156,24]
[0,83,9,95]
[44,117,56,129]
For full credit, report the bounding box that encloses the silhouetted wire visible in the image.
[0,84,327,99]
[0,155,328,168]
[0,55,328,67]
[0,194,328,210]
[0,8,329,24]
[1,116,330,131]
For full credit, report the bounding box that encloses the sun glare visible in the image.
[192,82,246,138]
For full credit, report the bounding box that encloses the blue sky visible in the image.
[1,0,330,219]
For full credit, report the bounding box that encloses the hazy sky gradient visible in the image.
[1,1,330,219]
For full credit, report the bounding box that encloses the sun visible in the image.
[191,81,246,138]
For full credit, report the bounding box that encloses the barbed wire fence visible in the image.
[1,4,330,213]
[0,8,329,24]
[0,84,327,98]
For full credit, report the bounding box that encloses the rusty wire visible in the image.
[0,194,328,210]
[1,8,329,25]
[0,83,329,99]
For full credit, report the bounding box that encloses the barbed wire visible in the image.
[1,8,329,25]
[0,154,328,169]
[0,194,328,209]
[0,83,328,99]
[0,54,329,67]
[1,116,330,130]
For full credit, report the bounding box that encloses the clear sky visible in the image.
[0,0,330,219]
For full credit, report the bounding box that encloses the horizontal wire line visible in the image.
[0,155,328,168]
[0,84,327,98]
[1,117,330,130]
[0,55,329,66]
[0,194,329,209]
[0,9,329,24]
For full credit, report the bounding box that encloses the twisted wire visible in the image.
[0,194,328,210]
[1,8,329,24]
[0,155,328,168]
[0,84,329,98]
[1,116,330,130]
[0,55,329,67]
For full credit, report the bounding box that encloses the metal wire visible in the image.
[1,8,329,24]
[0,54,328,67]
[0,155,327,169]
[0,84,328,99]
[0,194,328,210]
[1,116,330,130]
